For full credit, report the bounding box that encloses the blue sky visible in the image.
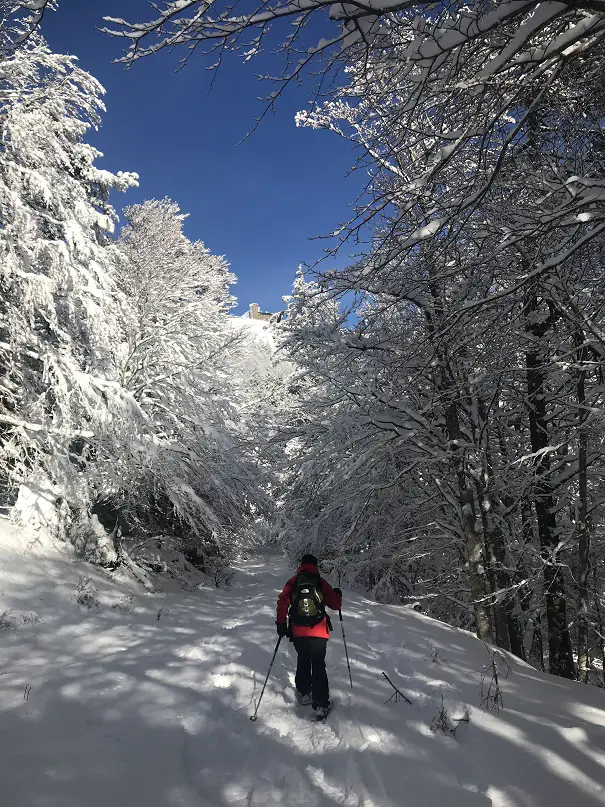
[43,0,364,315]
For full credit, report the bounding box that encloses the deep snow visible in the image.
[1,518,605,807]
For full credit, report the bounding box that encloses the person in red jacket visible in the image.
[276,554,342,718]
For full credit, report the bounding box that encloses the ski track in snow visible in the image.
[1,524,605,806]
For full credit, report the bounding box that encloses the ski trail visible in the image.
[2,533,605,807]
[175,554,495,807]
[183,557,413,807]
[177,555,383,807]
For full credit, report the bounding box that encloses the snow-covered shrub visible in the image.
[430,697,457,736]
[70,514,118,567]
[480,649,510,712]
[75,577,99,609]
[0,609,40,630]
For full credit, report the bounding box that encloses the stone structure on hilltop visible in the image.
[248,303,273,322]
[247,303,284,324]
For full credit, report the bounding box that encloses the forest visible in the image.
[2,0,605,685]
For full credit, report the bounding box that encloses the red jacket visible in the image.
[277,563,342,640]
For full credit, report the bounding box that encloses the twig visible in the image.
[431,695,457,735]
[381,671,413,705]
[480,646,511,712]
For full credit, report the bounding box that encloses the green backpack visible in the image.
[289,572,326,627]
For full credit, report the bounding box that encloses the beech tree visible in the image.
[282,25,602,677]
[279,14,605,677]
[116,198,236,405]
[106,3,605,250]
[0,36,137,544]
[1,2,54,56]
[113,198,274,565]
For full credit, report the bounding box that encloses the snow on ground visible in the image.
[1,517,605,807]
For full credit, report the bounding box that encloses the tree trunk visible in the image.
[426,270,492,643]
[593,563,605,687]
[474,393,529,656]
[445,397,494,643]
[494,421,527,660]
[574,329,590,683]
[525,290,575,679]
[473,406,510,650]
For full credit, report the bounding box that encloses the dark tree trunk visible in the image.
[444,394,494,644]
[524,290,575,679]
[593,564,605,687]
[574,329,590,682]
[426,270,493,643]
[474,394,529,657]
[473,407,510,650]
[519,504,541,667]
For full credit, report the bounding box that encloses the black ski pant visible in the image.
[293,637,329,708]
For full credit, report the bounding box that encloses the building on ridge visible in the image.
[247,303,284,324]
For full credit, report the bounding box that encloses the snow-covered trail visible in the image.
[1,530,605,807]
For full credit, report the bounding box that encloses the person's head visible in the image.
[300,553,319,567]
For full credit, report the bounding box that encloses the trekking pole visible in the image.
[339,609,353,688]
[250,637,282,721]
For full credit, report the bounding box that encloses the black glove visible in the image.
[333,587,342,597]
[276,622,288,638]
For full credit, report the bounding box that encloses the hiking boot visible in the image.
[295,691,312,706]
[313,704,330,719]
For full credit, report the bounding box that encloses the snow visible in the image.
[232,313,276,342]
[1,517,605,807]
[230,314,294,383]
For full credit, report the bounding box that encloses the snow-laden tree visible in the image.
[0,12,277,578]
[105,1,605,81]
[0,28,276,576]
[271,271,355,550]
[113,199,274,570]
[271,12,605,678]
[278,252,605,676]
[0,37,138,551]
[117,198,236,402]
[0,1,54,58]
[276,270,492,626]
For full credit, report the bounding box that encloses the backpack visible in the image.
[289,572,326,627]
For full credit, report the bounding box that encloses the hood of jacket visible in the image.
[296,563,320,576]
